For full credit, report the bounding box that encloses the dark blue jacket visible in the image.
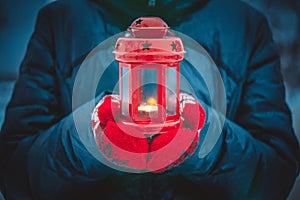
[1,0,299,199]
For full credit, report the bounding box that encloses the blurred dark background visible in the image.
[0,0,299,199]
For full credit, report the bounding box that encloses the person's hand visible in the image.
[147,93,206,172]
[91,93,205,172]
[91,95,149,170]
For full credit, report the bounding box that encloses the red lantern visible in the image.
[113,17,185,134]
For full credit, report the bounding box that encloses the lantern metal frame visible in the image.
[113,17,185,133]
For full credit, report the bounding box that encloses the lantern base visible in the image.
[118,118,182,135]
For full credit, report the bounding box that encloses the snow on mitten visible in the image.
[180,93,206,131]
[96,95,121,126]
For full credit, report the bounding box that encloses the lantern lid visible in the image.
[129,17,169,38]
[113,17,185,62]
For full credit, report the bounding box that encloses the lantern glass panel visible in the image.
[166,67,177,116]
[121,67,129,116]
[137,68,158,117]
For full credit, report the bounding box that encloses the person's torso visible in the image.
[47,0,261,198]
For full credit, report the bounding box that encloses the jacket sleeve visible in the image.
[0,6,113,200]
[174,17,300,199]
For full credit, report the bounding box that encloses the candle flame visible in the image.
[138,97,158,113]
[147,97,157,106]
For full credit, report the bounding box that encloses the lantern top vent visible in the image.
[129,17,169,38]
[114,17,185,63]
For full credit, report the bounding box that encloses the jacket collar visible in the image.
[92,0,209,29]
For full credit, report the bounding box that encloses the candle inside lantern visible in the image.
[138,97,158,113]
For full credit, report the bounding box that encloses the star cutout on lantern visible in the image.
[142,42,151,50]
[171,42,177,51]
[135,19,143,26]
